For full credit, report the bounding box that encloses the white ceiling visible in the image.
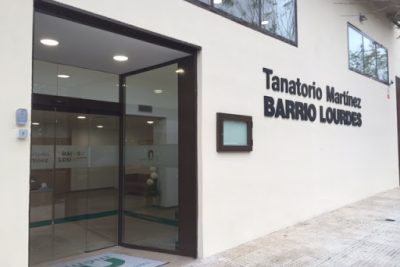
[34,12,189,74]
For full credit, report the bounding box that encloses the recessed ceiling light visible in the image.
[261,20,269,25]
[77,116,86,120]
[154,89,163,94]
[175,68,185,74]
[32,122,40,126]
[147,121,154,125]
[40,38,59,46]
[96,125,104,129]
[113,55,128,62]
[57,74,70,78]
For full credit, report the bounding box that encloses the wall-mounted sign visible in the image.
[263,68,362,127]
[217,113,253,152]
[16,108,28,126]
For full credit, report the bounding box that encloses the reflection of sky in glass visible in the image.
[348,27,363,72]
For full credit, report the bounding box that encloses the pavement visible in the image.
[189,188,400,266]
[35,188,400,267]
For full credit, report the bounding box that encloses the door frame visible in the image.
[119,57,197,257]
[33,0,199,258]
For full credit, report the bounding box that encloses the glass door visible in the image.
[122,63,180,251]
[29,110,119,265]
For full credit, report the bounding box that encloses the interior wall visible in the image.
[0,1,32,266]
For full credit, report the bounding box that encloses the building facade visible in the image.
[1,0,400,266]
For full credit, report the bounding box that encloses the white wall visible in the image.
[0,0,32,266]
[41,0,400,259]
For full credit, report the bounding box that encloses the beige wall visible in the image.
[3,0,400,263]
[54,0,399,257]
[0,0,32,266]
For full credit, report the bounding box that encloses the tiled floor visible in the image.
[34,188,400,267]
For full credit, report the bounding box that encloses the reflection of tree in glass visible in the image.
[350,40,388,82]
[261,0,295,41]
[376,46,388,81]
[217,0,296,41]
[217,0,260,25]
[363,41,377,78]
[349,48,363,72]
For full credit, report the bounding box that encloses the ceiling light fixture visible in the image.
[32,122,40,126]
[147,121,154,125]
[175,68,185,74]
[154,89,163,94]
[96,125,104,129]
[57,74,70,78]
[113,55,128,62]
[77,116,86,120]
[40,38,59,46]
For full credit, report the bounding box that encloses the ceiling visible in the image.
[34,12,189,75]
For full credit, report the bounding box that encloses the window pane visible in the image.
[348,27,363,73]
[376,44,388,82]
[214,0,260,25]
[33,60,119,102]
[198,0,210,4]
[124,64,179,251]
[363,36,377,78]
[223,120,248,146]
[261,0,296,41]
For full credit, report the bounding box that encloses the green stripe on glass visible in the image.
[30,210,178,228]
[29,210,117,229]
[124,210,178,227]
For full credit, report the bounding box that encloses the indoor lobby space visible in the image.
[29,6,197,266]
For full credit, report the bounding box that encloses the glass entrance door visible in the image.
[29,110,119,265]
[122,63,180,251]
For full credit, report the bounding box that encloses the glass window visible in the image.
[261,0,296,42]
[33,60,119,102]
[376,44,389,82]
[347,24,389,84]
[214,0,260,26]
[348,27,364,73]
[217,113,253,152]
[223,120,248,146]
[363,36,377,78]
[188,0,297,44]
